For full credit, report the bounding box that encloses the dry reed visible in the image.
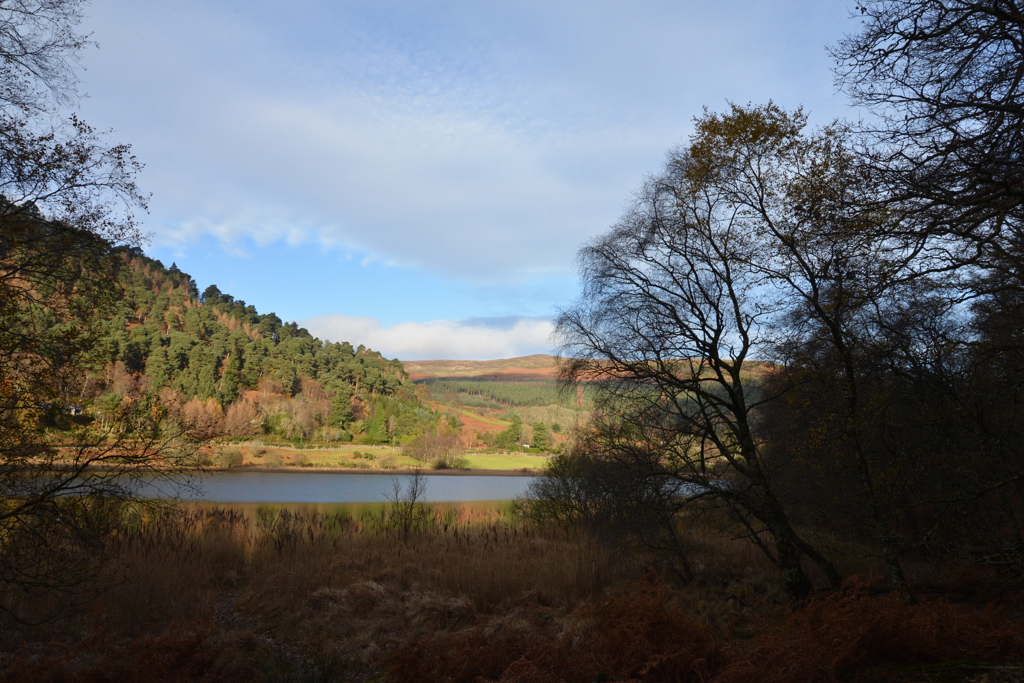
[0,504,1020,682]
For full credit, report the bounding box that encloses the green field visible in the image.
[211,443,548,472]
[459,453,550,471]
[421,378,588,408]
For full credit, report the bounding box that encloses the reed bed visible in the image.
[0,504,1021,682]
[0,504,644,680]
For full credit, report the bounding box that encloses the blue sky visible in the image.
[75,1,861,359]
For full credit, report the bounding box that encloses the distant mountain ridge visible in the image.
[402,354,560,381]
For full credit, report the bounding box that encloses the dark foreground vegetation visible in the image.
[3,0,1024,680]
[0,504,1021,682]
[551,0,1024,604]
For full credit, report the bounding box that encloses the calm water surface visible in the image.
[137,471,534,504]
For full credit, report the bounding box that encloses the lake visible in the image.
[136,471,535,504]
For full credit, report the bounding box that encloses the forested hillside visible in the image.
[86,247,434,445]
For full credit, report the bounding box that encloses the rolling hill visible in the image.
[401,354,561,381]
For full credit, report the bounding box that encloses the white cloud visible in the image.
[301,314,555,361]
[78,0,853,284]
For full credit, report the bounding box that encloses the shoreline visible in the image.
[206,466,542,477]
[62,464,543,477]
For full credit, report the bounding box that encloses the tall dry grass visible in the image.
[0,507,248,633]
[235,505,645,674]
[0,503,645,680]
[0,504,1021,682]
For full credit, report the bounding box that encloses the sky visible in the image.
[74,0,863,360]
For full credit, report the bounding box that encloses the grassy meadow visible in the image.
[205,442,550,473]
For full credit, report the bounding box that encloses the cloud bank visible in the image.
[302,314,555,361]
[78,0,853,283]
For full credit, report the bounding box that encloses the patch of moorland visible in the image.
[408,356,773,454]
[448,404,508,429]
[404,355,778,383]
[407,356,592,454]
[402,354,561,380]
[0,505,1021,682]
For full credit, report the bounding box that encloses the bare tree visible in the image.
[0,0,91,113]
[0,1,194,620]
[833,0,1024,266]
[403,417,465,469]
[386,469,430,539]
[554,99,994,598]
[555,104,866,598]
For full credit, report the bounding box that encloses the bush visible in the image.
[339,461,369,469]
[212,448,244,468]
[433,456,470,470]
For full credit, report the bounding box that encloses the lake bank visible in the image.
[202,443,553,473]
[201,465,540,476]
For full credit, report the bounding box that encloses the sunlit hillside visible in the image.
[401,354,561,380]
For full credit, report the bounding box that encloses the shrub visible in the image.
[212,448,243,468]
[338,461,369,469]
[433,456,470,470]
